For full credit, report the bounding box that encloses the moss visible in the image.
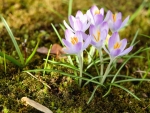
[0,0,150,112]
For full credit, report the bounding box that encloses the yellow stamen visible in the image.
[112,14,117,22]
[71,37,78,45]
[93,31,100,42]
[95,10,100,15]
[114,42,121,49]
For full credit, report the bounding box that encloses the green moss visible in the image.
[0,0,150,112]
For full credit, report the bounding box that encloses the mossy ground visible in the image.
[0,0,150,113]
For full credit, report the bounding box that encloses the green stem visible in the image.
[98,48,103,81]
[78,54,83,87]
[100,58,114,84]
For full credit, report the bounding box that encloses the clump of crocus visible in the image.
[62,5,132,86]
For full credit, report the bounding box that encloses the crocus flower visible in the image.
[63,11,91,32]
[89,22,109,49]
[104,32,133,59]
[86,5,104,25]
[62,29,91,56]
[104,11,129,33]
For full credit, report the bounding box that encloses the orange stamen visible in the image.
[71,37,78,45]
[93,31,100,42]
[95,10,100,15]
[114,42,121,49]
[112,14,117,22]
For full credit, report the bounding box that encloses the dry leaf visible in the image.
[21,97,53,113]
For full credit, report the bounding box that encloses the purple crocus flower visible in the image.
[89,22,109,49]
[63,11,91,32]
[62,29,91,55]
[104,32,133,59]
[86,5,104,25]
[104,11,129,33]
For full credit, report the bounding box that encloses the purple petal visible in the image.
[120,39,127,52]
[120,16,129,29]
[62,39,73,48]
[110,49,121,57]
[86,9,94,25]
[74,42,82,53]
[112,19,122,32]
[69,16,75,30]
[82,32,89,40]
[94,14,104,25]
[100,29,107,40]
[65,29,74,41]
[118,46,133,56]
[101,22,109,33]
[108,32,120,50]
[89,25,95,35]
[83,36,91,50]
[76,10,83,18]
[104,10,112,22]
[75,31,83,42]
[116,12,122,20]
[73,19,82,31]
[62,47,76,54]
[91,5,99,15]
[100,8,104,15]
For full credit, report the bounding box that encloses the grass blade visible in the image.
[0,15,24,64]
[111,83,140,101]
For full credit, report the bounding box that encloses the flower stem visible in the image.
[78,54,83,87]
[98,48,103,81]
[100,58,114,85]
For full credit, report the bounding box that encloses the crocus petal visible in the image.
[104,10,112,22]
[100,30,107,40]
[101,22,109,33]
[120,16,129,29]
[75,31,83,42]
[65,29,74,41]
[112,19,122,32]
[83,36,91,50]
[108,32,120,50]
[62,39,73,48]
[116,12,122,20]
[73,19,82,31]
[110,49,121,57]
[119,39,127,52]
[63,20,74,32]
[69,16,75,30]
[62,47,76,54]
[82,32,89,40]
[74,42,82,53]
[94,14,104,25]
[89,25,95,35]
[86,9,94,25]
[100,8,104,15]
[118,46,133,56]
[91,5,99,15]
[76,11,84,18]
